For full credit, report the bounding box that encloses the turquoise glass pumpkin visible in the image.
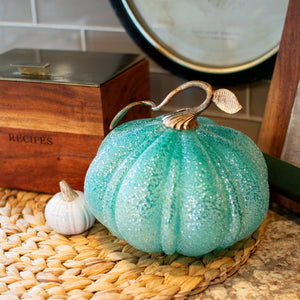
[84,81,269,257]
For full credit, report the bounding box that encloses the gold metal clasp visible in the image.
[11,63,50,76]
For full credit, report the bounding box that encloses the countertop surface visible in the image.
[190,203,300,299]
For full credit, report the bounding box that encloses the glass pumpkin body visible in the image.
[84,116,269,256]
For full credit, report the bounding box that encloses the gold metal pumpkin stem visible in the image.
[159,81,213,130]
[110,80,242,130]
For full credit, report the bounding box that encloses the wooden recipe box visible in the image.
[0,49,150,194]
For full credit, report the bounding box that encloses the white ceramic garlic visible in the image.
[45,180,95,235]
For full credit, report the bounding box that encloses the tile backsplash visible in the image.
[0,0,271,142]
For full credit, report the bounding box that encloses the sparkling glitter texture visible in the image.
[84,116,269,256]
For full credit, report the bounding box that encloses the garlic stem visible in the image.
[59,180,78,202]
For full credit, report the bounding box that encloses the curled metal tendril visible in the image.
[110,80,242,130]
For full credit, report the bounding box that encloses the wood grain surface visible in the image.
[258,0,300,213]
[258,0,300,157]
[0,81,103,136]
[101,59,151,135]
[0,127,101,193]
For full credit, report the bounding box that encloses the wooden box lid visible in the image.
[0,48,146,86]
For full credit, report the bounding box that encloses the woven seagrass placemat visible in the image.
[0,187,267,299]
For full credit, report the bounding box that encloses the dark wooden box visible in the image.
[0,49,150,193]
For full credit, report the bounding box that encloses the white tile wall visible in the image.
[0,26,81,53]
[35,0,122,27]
[0,0,271,141]
[86,30,140,53]
[0,0,32,22]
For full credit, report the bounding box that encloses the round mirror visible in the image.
[110,0,289,85]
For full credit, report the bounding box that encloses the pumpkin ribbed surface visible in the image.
[84,116,269,256]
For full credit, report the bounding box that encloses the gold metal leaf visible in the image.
[212,89,242,114]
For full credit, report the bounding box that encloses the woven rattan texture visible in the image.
[0,187,266,299]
